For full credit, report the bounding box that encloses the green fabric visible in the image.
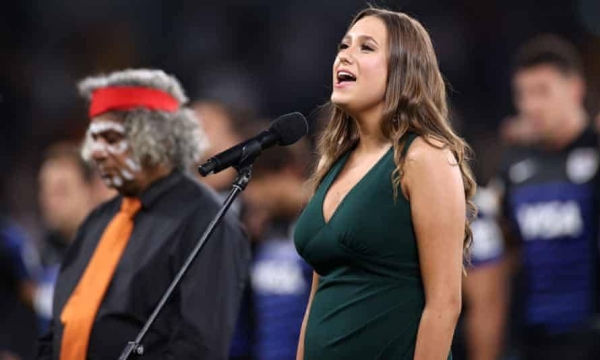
[294,133,452,359]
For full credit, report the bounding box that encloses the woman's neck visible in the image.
[351,106,390,152]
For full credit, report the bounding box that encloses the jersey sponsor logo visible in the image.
[566,148,599,184]
[252,260,308,295]
[516,200,583,240]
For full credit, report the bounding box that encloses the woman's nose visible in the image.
[337,49,354,65]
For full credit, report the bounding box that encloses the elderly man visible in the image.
[37,69,250,360]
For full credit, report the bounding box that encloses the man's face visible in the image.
[513,64,583,144]
[87,113,142,192]
[39,158,92,235]
[194,104,241,192]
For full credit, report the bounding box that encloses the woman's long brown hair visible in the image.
[310,8,477,262]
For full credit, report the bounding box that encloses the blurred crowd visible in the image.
[2,1,600,360]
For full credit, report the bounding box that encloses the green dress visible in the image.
[294,134,452,359]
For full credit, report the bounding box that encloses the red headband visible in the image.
[89,86,179,118]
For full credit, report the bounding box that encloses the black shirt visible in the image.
[37,171,251,360]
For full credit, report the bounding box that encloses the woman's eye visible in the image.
[361,44,374,51]
[338,43,349,51]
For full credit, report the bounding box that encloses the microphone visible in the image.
[198,112,308,176]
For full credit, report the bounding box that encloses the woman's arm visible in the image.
[402,138,465,360]
[296,271,320,360]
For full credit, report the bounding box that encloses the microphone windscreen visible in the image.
[270,112,308,146]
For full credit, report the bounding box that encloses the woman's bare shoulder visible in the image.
[405,135,456,167]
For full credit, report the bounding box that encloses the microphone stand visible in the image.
[118,144,259,360]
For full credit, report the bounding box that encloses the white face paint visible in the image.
[87,121,129,156]
[106,141,128,155]
[112,175,124,187]
[122,156,142,181]
[88,121,125,134]
[85,120,135,190]
[125,158,141,172]
[88,139,128,157]
[87,140,128,157]
[121,169,135,181]
[100,174,125,188]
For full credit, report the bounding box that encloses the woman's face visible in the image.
[331,16,389,116]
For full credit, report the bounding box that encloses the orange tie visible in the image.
[60,197,142,360]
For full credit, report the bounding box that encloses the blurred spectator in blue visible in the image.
[454,185,509,360]
[455,99,548,360]
[449,104,511,360]
[35,143,115,330]
[242,124,311,360]
[496,34,600,359]
[0,218,40,360]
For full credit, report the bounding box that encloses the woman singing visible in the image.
[294,8,476,360]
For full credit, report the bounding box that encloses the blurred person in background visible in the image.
[242,121,311,360]
[454,185,509,360]
[192,101,258,216]
[0,218,39,360]
[457,83,545,360]
[444,96,511,360]
[192,101,242,192]
[192,100,258,360]
[453,101,544,360]
[37,69,250,360]
[294,8,475,359]
[193,102,312,360]
[496,34,600,359]
[35,142,115,330]
[499,115,538,148]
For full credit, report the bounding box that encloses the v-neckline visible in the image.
[320,146,393,226]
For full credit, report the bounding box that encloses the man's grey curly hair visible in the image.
[79,69,208,172]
